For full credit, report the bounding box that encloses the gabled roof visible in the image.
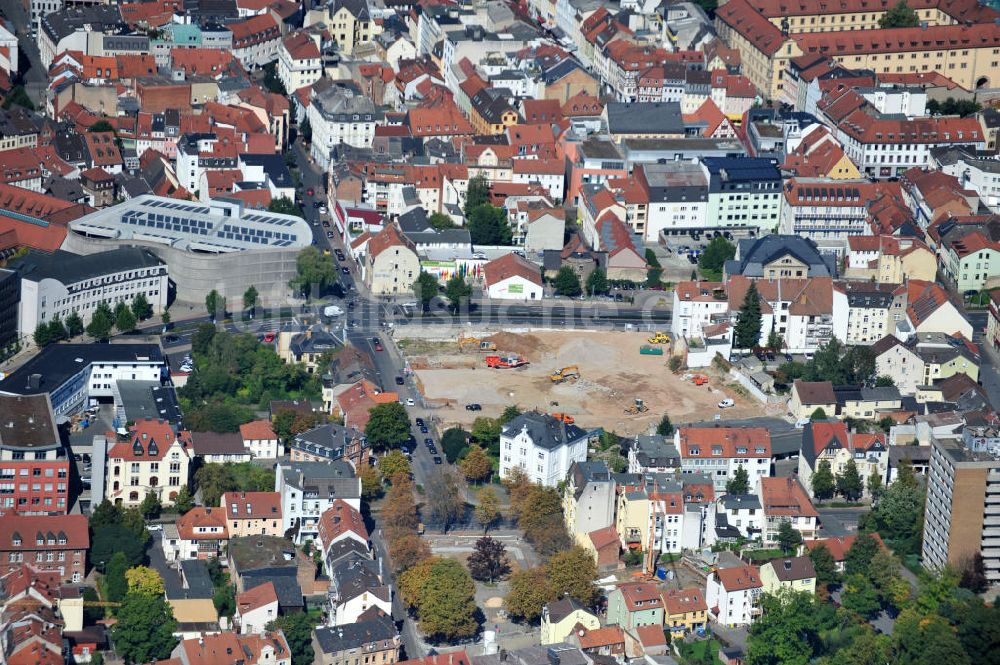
[221,491,282,520]
[677,427,771,458]
[483,252,543,288]
[317,499,369,547]
[661,587,707,615]
[764,556,816,582]
[176,507,229,541]
[108,419,191,462]
[759,477,818,518]
[367,222,416,258]
[715,564,761,591]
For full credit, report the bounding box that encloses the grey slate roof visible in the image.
[314,611,396,654]
[244,572,304,610]
[632,435,680,469]
[605,102,684,136]
[724,235,836,278]
[293,423,364,460]
[720,494,761,510]
[502,411,588,450]
[0,343,163,396]
[9,248,165,286]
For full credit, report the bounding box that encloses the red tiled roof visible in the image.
[803,533,886,561]
[715,564,761,591]
[237,580,278,614]
[662,588,707,615]
[588,525,619,550]
[0,514,89,551]
[398,653,472,665]
[228,14,280,47]
[108,420,191,462]
[677,427,771,458]
[794,22,1000,57]
[367,222,415,258]
[176,507,229,541]
[0,148,43,185]
[576,626,625,649]
[716,0,787,56]
[221,491,282,520]
[759,477,819,518]
[483,252,543,288]
[317,499,369,546]
[617,582,663,611]
[240,420,277,441]
[806,421,886,458]
[636,625,667,647]
[282,31,320,60]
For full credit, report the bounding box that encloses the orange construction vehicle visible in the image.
[550,412,575,425]
[691,375,709,386]
[485,354,529,369]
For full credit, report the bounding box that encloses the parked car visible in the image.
[415,417,425,427]
[341,267,351,274]
[465,403,482,411]
[395,376,404,385]
[405,398,415,406]
[433,456,442,464]
[718,399,735,408]
[419,425,429,433]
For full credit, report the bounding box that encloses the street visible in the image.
[0,0,48,105]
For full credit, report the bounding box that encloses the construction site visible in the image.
[398,329,759,432]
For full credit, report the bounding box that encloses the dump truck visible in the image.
[550,412,575,425]
[549,365,581,383]
[486,354,529,368]
[639,345,664,356]
[624,398,649,415]
[647,332,671,345]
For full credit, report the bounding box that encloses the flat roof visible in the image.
[0,394,60,450]
[69,195,312,254]
[0,343,163,397]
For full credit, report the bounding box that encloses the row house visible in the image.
[670,280,728,341]
[222,491,285,537]
[278,31,322,95]
[675,427,773,494]
[307,86,381,169]
[845,235,937,284]
[175,132,240,195]
[276,460,361,544]
[798,421,888,500]
[932,145,1000,211]
[316,499,370,575]
[759,477,819,545]
[106,419,192,508]
[229,14,282,68]
[831,281,901,346]
[873,332,981,396]
[602,43,679,102]
[706,564,762,627]
[614,473,715,555]
[0,514,88,583]
[940,228,1000,293]
[0,394,69,515]
[164,506,229,561]
[726,275,835,353]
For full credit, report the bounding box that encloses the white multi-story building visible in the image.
[11,248,168,341]
[799,422,888,500]
[499,412,589,487]
[671,281,728,341]
[277,32,322,95]
[562,461,616,547]
[932,146,1000,211]
[759,477,819,545]
[105,419,192,508]
[727,276,836,354]
[240,421,281,459]
[780,179,872,242]
[706,564,762,627]
[714,494,764,541]
[307,86,381,169]
[229,14,281,68]
[176,133,239,194]
[275,461,361,544]
[922,436,1000,587]
[675,427,773,494]
[702,157,784,232]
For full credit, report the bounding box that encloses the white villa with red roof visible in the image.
[106,419,192,507]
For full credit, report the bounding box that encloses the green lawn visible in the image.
[679,638,723,665]
[744,548,787,562]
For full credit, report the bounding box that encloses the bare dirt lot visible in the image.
[401,330,759,433]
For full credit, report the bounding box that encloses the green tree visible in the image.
[475,486,502,532]
[808,543,840,590]
[205,289,223,321]
[465,174,490,213]
[547,546,598,606]
[745,590,832,665]
[359,463,383,500]
[126,566,165,596]
[958,552,988,594]
[1,86,34,111]
[139,492,161,520]
[844,532,881,576]
[65,310,84,337]
[268,196,303,218]
[776,520,802,554]
[879,0,920,28]
[429,212,456,229]
[505,567,554,622]
[766,329,784,352]
[810,407,828,421]
[268,613,315,665]
[875,375,895,387]
[193,464,232,507]
[836,459,864,502]
[47,316,67,343]
[131,294,152,321]
[553,266,582,297]
[460,445,493,483]
[243,285,259,316]
[289,246,338,296]
[413,271,439,309]
[471,416,501,457]
[926,97,982,118]
[424,468,466,530]
[364,402,412,452]
[585,268,609,296]
[734,281,762,349]
[412,558,479,640]
[33,322,53,348]
[698,235,736,280]
[837,628,891,665]
[173,485,194,514]
[110,592,178,664]
[867,469,883,500]
[87,301,115,339]
[444,274,473,313]
[91,525,147,570]
[89,120,114,133]
[115,306,136,333]
[104,551,130,602]
[441,427,471,463]
[378,449,412,482]
[725,466,750,495]
[657,414,675,437]
[500,405,522,424]
[862,464,924,555]
[841,574,882,619]
[810,460,836,501]
[298,116,312,143]
[467,204,512,245]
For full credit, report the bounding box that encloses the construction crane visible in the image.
[549,365,581,384]
[624,398,649,415]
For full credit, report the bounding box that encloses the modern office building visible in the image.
[63,195,312,304]
[0,268,19,359]
[9,248,167,339]
[701,157,784,233]
[922,436,1000,587]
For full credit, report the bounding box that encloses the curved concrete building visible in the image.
[63,195,312,305]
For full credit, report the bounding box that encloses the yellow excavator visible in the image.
[458,333,496,352]
[624,398,649,415]
[549,365,581,384]
[647,332,671,345]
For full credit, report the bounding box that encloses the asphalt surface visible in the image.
[0,0,48,105]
